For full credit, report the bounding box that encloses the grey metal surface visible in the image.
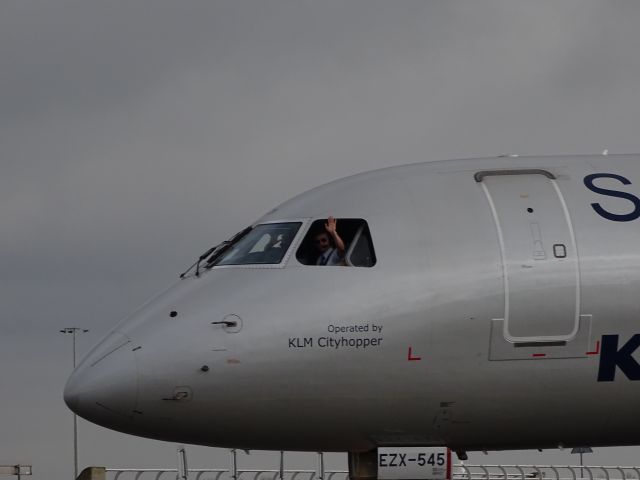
[481,173,579,341]
[64,154,640,453]
[488,315,594,361]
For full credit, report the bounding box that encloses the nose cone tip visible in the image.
[62,334,139,428]
[63,373,80,413]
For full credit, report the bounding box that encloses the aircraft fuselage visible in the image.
[65,155,640,453]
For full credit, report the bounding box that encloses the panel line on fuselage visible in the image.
[480,180,510,332]
[550,178,581,342]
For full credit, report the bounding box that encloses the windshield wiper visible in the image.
[204,226,253,269]
[178,226,253,279]
[179,246,216,279]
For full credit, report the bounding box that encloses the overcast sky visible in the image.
[4,1,640,479]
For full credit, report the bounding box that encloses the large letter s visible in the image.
[584,173,640,222]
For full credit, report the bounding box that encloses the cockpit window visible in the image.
[211,222,302,266]
[296,218,376,267]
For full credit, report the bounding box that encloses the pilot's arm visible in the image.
[325,216,346,260]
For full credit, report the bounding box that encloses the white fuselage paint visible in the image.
[65,155,640,453]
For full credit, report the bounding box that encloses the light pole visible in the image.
[60,327,89,480]
[571,447,593,479]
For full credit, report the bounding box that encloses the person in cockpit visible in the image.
[313,216,346,266]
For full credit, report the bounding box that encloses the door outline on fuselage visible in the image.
[476,169,581,343]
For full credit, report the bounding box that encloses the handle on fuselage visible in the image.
[211,320,238,327]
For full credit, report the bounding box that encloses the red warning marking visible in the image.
[586,340,601,356]
[407,347,422,361]
[532,353,547,357]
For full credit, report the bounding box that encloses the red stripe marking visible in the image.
[532,353,547,357]
[586,340,601,355]
[407,347,422,361]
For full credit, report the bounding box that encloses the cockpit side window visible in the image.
[296,218,376,267]
[346,223,376,267]
[212,222,302,266]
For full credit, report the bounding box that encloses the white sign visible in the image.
[378,447,451,480]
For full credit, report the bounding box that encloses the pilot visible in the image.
[314,216,346,266]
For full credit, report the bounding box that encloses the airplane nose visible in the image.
[64,332,139,429]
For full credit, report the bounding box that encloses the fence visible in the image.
[453,465,640,480]
[101,447,640,480]
[105,465,640,480]
[106,468,349,480]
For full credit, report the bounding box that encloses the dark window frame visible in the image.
[295,218,376,267]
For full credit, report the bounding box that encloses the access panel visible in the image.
[479,170,580,342]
